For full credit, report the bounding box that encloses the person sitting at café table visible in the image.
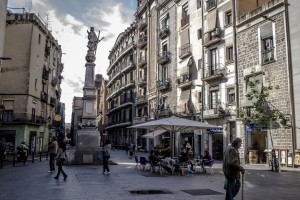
[149,150,173,174]
[201,150,212,169]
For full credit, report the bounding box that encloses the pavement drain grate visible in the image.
[181,189,223,196]
[129,189,172,195]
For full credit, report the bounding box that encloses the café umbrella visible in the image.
[128,116,220,157]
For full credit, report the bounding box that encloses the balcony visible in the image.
[138,18,147,31]
[203,28,221,47]
[40,91,48,102]
[0,113,46,125]
[138,76,147,87]
[158,51,171,65]
[51,77,58,86]
[119,80,135,92]
[56,89,61,99]
[181,15,189,27]
[133,116,147,124]
[179,43,192,59]
[202,68,226,83]
[50,97,56,107]
[159,26,170,39]
[157,78,171,91]
[42,67,50,80]
[177,74,192,89]
[157,107,172,118]
[203,106,229,119]
[138,57,147,68]
[138,35,147,49]
[121,61,135,74]
[136,95,148,105]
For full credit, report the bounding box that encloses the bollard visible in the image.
[40,152,42,162]
[32,153,34,163]
[46,151,48,161]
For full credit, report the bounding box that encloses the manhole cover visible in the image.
[181,189,223,196]
[129,190,172,195]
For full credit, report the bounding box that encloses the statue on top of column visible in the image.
[86,27,104,62]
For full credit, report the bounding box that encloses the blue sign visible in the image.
[245,123,266,131]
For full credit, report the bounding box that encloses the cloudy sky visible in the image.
[7,0,137,122]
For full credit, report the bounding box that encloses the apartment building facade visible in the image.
[106,23,137,147]
[236,0,293,164]
[0,11,64,153]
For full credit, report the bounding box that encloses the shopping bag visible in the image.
[224,178,227,190]
[97,152,103,160]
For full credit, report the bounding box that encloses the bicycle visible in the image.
[269,149,279,172]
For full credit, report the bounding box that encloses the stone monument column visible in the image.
[72,27,104,164]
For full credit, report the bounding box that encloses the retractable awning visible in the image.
[142,130,167,138]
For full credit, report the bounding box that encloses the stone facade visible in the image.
[236,0,293,163]
[0,11,64,153]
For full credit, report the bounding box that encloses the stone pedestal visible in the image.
[70,127,101,164]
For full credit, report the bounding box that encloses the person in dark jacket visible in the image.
[54,142,67,180]
[223,138,245,200]
[102,140,111,175]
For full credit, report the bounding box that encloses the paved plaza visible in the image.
[1,149,300,200]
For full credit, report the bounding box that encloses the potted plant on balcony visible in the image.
[159,27,170,38]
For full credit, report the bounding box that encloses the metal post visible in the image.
[40,151,42,162]
[31,152,34,163]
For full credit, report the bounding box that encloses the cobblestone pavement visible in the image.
[1,150,300,200]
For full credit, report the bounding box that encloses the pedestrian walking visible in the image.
[102,140,111,175]
[54,142,68,180]
[223,138,245,200]
[48,136,58,173]
[0,138,6,168]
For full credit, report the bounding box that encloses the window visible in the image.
[2,110,13,122]
[161,15,169,29]
[197,28,202,40]
[260,22,275,64]
[225,10,232,26]
[210,48,218,75]
[197,0,201,9]
[227,88,235,104]
[162,66,168,80]
[262,38,274,64]
[207,0,217,11]
[210,88,219,109]
[226,46,234,63]
[162,43,168,54]
[198,92,202,103]
[182,4,189,18]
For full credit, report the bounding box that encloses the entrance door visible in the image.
[29,131,37,154]
[212,134,223,160]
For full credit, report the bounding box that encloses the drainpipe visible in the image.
[284,0,296,167]
[201,0,205,156]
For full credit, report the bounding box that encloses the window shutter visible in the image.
[260,22,273,39]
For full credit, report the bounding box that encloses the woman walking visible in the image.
[54,142,68,180]
[102,140,111,175]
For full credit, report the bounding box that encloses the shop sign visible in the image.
[245,123,266,131]
[207,128,223,133]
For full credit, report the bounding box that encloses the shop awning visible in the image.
[142,130,167,138]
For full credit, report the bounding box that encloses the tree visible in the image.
[238,72,289,171]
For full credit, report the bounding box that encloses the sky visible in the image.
[7,0,137,123]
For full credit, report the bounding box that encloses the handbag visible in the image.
[97,152,103,160]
